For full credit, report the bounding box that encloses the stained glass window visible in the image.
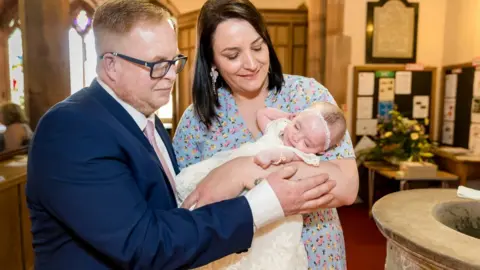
[8,27,24,108]
[73,10,91,34]
[69,10,96,94]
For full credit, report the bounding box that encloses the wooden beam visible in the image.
[306,0,326,83]
[0,29,10,103]
[324,0,350,106]
[19,0,71,129]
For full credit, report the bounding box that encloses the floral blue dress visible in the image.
[173,74,355,269]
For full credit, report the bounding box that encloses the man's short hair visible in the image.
[92,0,172,53]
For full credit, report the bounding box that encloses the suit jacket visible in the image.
[26,80,254,270]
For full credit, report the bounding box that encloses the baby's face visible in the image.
[282,112,328,154]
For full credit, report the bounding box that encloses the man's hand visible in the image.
[181,157,255,209]
[266,166,336,216]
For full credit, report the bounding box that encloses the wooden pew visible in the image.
[0,150,33,270]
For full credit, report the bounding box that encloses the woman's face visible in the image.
[211,19,270,96]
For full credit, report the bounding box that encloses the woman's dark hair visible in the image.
[192,0,284,128]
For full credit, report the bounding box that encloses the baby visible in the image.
[253,101,347,169]
[175,101,346,270]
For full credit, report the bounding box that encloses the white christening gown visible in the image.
[175,119,321,270]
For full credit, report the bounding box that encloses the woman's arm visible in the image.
[251,157,358,207]
[279,77,358,207]
[285,159,359,207]
[172,106,203,170]
[256,108,293,133]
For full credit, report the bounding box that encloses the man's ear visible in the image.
[101,53,117,81]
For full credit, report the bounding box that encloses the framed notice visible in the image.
[366,0,419,64]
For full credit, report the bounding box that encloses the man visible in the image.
[26,1,336,269]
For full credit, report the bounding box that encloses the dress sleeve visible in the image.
[290,77,355,161]
[172,105,203,170]
[264,119,290,136]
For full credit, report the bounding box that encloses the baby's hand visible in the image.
[254,151,274,169]
[253,149,296,169]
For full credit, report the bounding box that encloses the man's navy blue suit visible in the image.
[26,80,254,269]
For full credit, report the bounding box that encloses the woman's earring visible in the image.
[210,67,218,91]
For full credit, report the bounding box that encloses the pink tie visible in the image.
[144,120,176,192]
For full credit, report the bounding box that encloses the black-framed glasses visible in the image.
[100,52,188,79]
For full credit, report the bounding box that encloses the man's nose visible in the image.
[162,64,177,81]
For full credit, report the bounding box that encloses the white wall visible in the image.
[476,1,480,58]
[442,0,480,65]
[343,0,449,69]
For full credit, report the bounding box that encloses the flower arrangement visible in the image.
[361,107,435,164]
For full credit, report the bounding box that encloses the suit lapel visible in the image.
[88,80,155,155]
[154,116,180,175]
[88,80,176,200]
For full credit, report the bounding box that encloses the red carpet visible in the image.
[338,203,387,270]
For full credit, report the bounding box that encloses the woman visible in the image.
[0,102,33,152]
[173,0,359,268]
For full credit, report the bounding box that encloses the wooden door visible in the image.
[176,11,197,133]
[263,10,307,76]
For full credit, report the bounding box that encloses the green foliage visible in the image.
[359,107,435,164]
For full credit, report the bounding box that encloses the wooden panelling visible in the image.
[20,182,34,269]
[0,185,23,270]
[293,26,306,45]
[293,47,306,75]
[267,26,276,40]
[0,156,31,270]
[0,29,10,103]
[176,14,196,130]
[175,10,198,130]
[276,26,289,45]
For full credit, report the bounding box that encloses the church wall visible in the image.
[172,0,306,14]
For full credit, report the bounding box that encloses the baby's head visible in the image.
[282,102,346,154]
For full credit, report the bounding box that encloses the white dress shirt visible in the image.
[97,78,284,230]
